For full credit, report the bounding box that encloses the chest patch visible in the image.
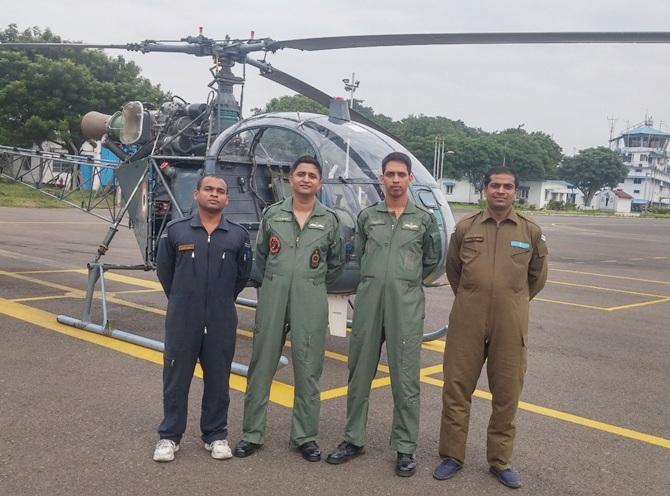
[178,243,195,252]
[402,222,420,231]
[310,248,321,269]
[511,240,530,249]
[308,222,325,230]
[269,235,282,254]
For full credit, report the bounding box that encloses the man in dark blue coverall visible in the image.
[153,174,251,462]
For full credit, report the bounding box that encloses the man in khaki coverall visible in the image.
[326,151,441,477]
[433,166,548,489]
[234,156,343,463]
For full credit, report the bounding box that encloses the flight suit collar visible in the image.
[375,199,418,215]
[189,211,230,231]
[479,207,519,225]
[279,195,328,217]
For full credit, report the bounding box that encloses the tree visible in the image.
[558,146,627,206]
[261,94,328,115]
[0,25,168,153]
[449,135,506,196]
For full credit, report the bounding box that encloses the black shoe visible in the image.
[396,452,417,477]
[298,441,321,462]
[233,440,262,458]
[325,441,364,465]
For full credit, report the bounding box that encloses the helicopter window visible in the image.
[218,129,261,164]
[417,189,438,209]
[253,127,315,165]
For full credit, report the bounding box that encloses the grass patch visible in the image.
[0,177,105,208]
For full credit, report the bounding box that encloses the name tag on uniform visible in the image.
[178,243,195,251]
[275,216,292,222]
[510,241,530,249]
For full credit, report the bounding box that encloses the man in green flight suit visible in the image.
[234,156,343,462]
[326,151,441,477]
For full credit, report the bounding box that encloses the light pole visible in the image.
[342,73,360,109]
[432,135,454,182]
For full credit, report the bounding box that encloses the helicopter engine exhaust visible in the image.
[81,111,112,141]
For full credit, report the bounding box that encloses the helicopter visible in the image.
[2,30,670,371]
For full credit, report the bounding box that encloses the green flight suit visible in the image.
[438,209,548,470]
[344,200,440,454]
[242,196,343,447]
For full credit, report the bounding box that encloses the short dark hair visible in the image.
[484,166,519,189]
[290,155,322,178]
[382,151,412,174]
[196,173,227,192]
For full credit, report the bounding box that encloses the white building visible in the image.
[440,177,583,209]
[610,121,670,210]
[592,189,633,213]
[517,179,583,209]
[441,178,480,203]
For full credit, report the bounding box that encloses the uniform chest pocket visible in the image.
[510,243,532,266]
[460,235,483,263]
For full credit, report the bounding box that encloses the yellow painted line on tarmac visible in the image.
[0,297,299,407]
[73,269,163,290]
[419,376,670,450]
[13,269,82,275]
[420,364,444,377]
[549,268,670,286]
[9,294,74,303]
[605,297,670,312]
[534,297,608,311]
[548,280,670,299]
[653,256,668,260]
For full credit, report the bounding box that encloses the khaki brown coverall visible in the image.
[344,200,440,454]
[242,196,343,447]
[439,209,548,469]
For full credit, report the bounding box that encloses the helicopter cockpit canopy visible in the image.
[198,112,454,288]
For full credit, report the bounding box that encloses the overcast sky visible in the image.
[5,0,670,154]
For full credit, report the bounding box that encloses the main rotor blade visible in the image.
[0,41,209,55]
[245,57,396,139]
[0,42,132,49]
[269,32,670,51]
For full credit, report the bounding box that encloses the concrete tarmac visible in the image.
[0,207,668,495]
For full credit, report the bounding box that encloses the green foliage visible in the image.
[0,24,169,152]
[558,146,627,206]
[256,94,564,186]
[261,95,328,115]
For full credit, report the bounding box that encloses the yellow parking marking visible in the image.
[10,295,74,303]
[3,280,669,448]
[654,256,668,260]
[13,269,83,274]
[0,297,298,407]
[549,268,670,286]
[605,298,670,311]
[420,376,670,450]
[548,280,670,299]
[534,297,608,311]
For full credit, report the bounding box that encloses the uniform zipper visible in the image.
[204,233,211,335]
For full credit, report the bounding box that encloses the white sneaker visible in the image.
[153,439,179,462]
[205,439,233,460]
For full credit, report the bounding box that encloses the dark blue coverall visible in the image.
[156,212,252,443]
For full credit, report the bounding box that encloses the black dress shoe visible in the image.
[233,440,262,458]
[298,441,321,462]
[396,452,417,477]
[325,441,364,465]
